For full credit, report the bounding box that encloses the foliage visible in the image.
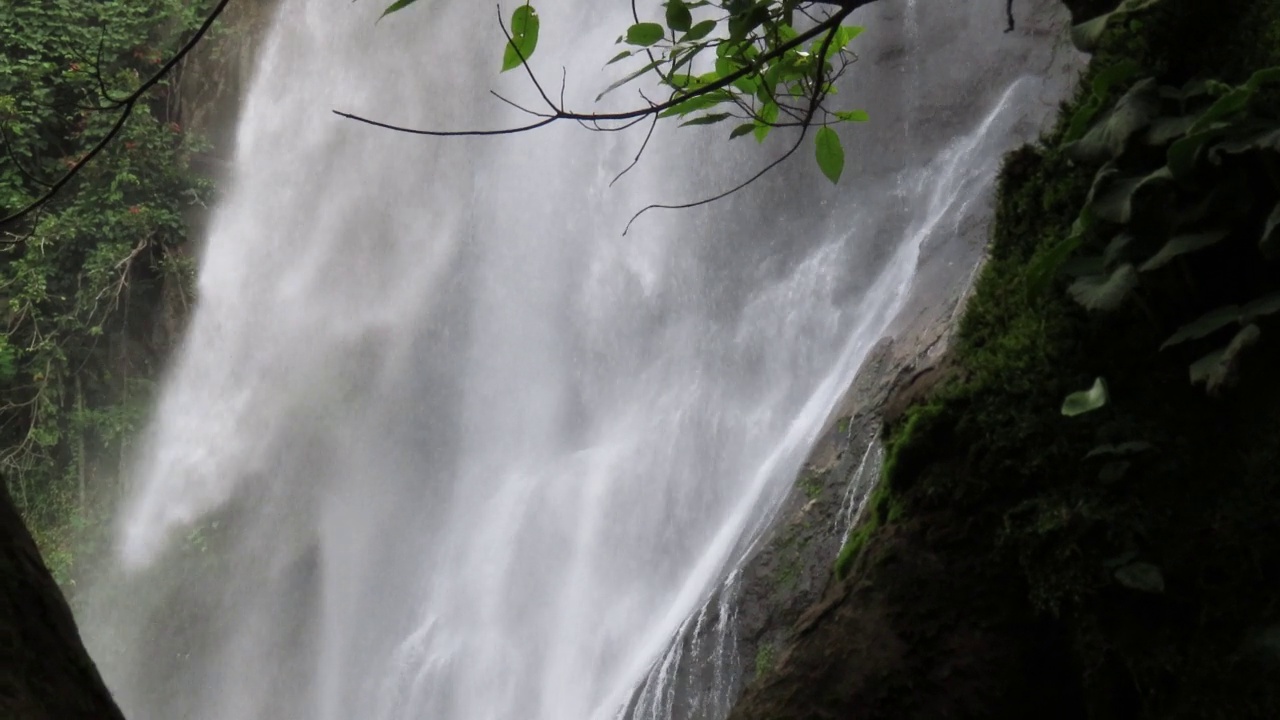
[366,0,870,186]
[1044,64,1280,395]
[832,0,1280,714]
[0,0,212,586]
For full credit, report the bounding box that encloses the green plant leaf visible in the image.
[626,22,666,46]
[1143,115,1198,146]
[1114,562,1165,593]
[1241,292,1280,322]
[665,0,693,32]
[682,19,717,41]
[680,112,732,127]
[596,58,663,101]
[658,89,734,118]
[729,123,756,139]
[1062,377,1109,417]
[835,109,869,122]
[1084,164,1174,226]
[1211,125,1280,158]
[1139,230,1228,271]
[1068,263,1137,311]
[1064,59,1142,143]
[814,126,844,184]
[378,0,420,21]
[1190,324,1260,395]
[727,3,770,41]
[501,5,541,72]
[1070,0,1163,52]
[1161,304,1241,349]
[1084,441,1154,459]
[1065,78,1160,163]
[820,24,863,61]
[1025,234,1082,297]
[1167,126,1229,179]
[1262,203,1280,259]
[754,101,778,142]
[606,50,633,66]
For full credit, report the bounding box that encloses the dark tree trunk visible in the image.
[0,483,125,719]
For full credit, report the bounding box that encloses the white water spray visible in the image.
[82,2,1078,719]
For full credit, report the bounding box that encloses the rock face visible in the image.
[728,512,1084,720]
[0,484,124,718]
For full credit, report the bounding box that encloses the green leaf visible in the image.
[377,0,420,21]
[1114,562,1165,593]
[1084,165,1175,226]
[596,59,663,101]
[1068,263,1137,311]
[606,50,633,66]
[626,22,666,47]
[1190,324,1261,395]
[1084,441,1154,460]
[1025,234,1082,297]
[754,101,778,143]
[729,123,755,139]
[1070,0,1163,52]
[665,0,693,33]
[1262,203,1280,259]
[814,126,844,184]
[1161,305,1242,349]
[1139,230,1228,271]
[1065,79,1160,163]
[682,19,717,42]
[727,4,770,41]
[680,112,732,127]
[501,5,541,72]
[1062,377,1109,417]
[1211,126,1280,158]
[1241,292,1280,323]
[1143,114,1198,147]
[1064,59,1142,143]
[658,90,734,118]
[835,109,869,122]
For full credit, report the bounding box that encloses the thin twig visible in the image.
[610,114,659,187]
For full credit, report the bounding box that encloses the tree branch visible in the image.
[334,2,868,135]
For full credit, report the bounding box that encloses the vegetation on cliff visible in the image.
[830,0,1280,715]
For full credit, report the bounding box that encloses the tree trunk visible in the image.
[0,482,125,719]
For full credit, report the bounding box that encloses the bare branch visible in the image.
[334,111,558,136]
[622,130,806,235]
[610,114,659,187]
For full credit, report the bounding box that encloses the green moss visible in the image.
[754,642,776,678]
[799,471,825,501]
[834,520,876,581]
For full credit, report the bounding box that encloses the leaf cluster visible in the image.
[1034,64,1280,397]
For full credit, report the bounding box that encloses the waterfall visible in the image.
[81,1,1077,719]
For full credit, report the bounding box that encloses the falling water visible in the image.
[81,1,1078,719]
[836,441,883,544]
